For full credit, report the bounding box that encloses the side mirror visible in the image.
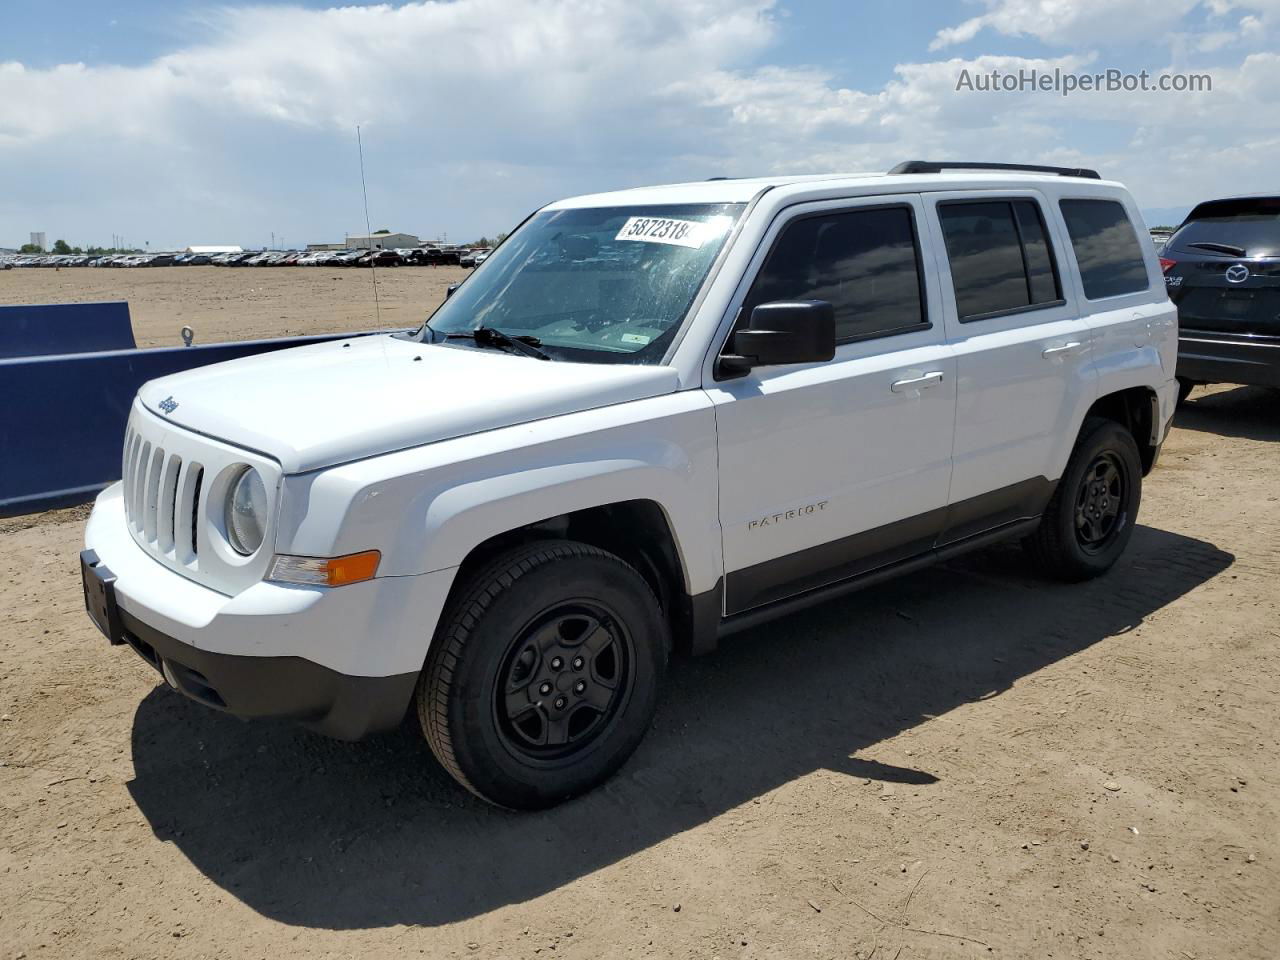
[445,282,460,299]
[720,300,836,376]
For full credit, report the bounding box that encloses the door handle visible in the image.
[890,371,944,393]
[1042,341,1083,358]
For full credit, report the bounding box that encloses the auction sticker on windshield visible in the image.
[615,216,719,249]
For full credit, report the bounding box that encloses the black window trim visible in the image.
[728,200,933,353]
[936,196,1066,324]
[1058,196,1152,302]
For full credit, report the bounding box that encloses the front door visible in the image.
[707,196,957,615]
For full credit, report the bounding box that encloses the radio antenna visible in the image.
[356,125,382,325]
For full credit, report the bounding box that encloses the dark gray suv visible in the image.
[1162,195,1280,401]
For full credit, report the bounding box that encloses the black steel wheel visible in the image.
[1024,417,1142,581]
[496,603,633,760]
[1073,451,1128,554]
[419,540,667,809]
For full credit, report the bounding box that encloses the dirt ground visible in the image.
[0,264,469,346]
[1,269,1278,958]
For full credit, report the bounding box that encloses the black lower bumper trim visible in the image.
[117,607,418,741]
[1178,334,1280,389]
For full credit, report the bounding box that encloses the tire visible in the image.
[418,539,668,809]
[1177,377,1195,406]
[1023,417,1142,582]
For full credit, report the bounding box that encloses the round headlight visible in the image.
[226,467,268,556]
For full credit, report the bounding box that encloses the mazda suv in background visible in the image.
[1162,195,1280,401]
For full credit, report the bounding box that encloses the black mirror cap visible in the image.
[445,282,461,299]
[731,299,836,368]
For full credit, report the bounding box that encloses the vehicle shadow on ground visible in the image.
[1176,385,1280,442]
[127,524,1231,930]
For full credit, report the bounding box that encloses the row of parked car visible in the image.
[0,246,492,270]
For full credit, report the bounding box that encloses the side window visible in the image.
[938,199,1063,322]
[1059,198,1149,299]
[744,206,927,341]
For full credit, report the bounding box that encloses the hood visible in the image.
[137,334,680,473]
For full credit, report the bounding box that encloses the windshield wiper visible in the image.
[446,325,552,361]
[1187,241,1247,257]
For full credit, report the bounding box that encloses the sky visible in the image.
[1,0,1277,250]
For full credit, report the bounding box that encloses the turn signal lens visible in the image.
[267,550,381,587]
[1159,257,1177,274]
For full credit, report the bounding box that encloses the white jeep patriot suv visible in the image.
[82,161,1178,808]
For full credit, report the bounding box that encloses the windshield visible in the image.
[416,203,745,363]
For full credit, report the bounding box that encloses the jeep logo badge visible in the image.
[158,396,179,415]
[1225,264,1250,284]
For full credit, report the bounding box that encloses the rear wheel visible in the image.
[1024,417,1142,581]
[418,540,667,809]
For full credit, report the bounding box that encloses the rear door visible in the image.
[923,191,1095,542]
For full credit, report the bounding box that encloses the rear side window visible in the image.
[1059,199,1149,299]
[938,199,1063,321]
[745,206,927,341]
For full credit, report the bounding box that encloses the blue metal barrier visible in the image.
[0,331,396,517]
[0,301,136,359]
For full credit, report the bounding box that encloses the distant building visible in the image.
[185,245,243,254]
[306,242,348,252]
[346,232,419,250]
[30,231,46,250]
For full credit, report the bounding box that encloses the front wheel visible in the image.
[418,540,668,809]
[1023,417,1142,581]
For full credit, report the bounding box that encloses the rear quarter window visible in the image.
[1059,199,1149,299]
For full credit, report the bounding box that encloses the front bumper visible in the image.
[84,483,457,739]
[1178,331,1280,388]
[111,590,417,739]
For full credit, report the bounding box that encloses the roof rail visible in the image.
[888,160,1101,180]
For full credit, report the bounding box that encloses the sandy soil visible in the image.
[1,274,1278,959]
[0,264,470,346]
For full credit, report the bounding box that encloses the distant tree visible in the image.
[19,242,43,253]
[373,228,391,234]
[1150,225,1176,232]
[52,239,73,254]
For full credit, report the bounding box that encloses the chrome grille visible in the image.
[119,400,281,596]
[122,424,203,564]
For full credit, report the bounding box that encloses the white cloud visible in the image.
[929,0,1202,50]
[0,0,780,245]
[0,0,1275,247]
[928,0,1280,50]
[0,0,777,145]
[686,45,1280,208]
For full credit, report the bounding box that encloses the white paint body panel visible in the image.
[705,194,956,584]
[85,169,1175,683]
[86,483,455,677]
[919,187,1097,502]
[137,335,679,474]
